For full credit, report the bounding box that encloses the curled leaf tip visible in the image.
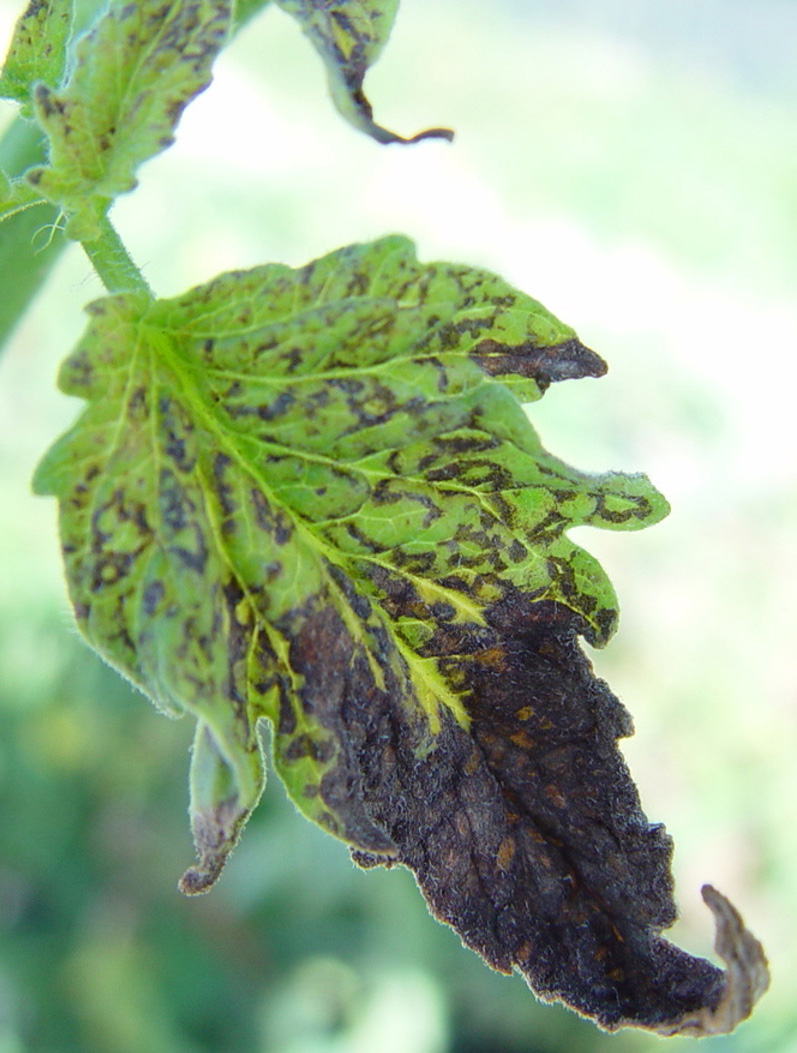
[180,790,255,895]
[375,124,455,146]
[180,721,265,895]
[653,885,770,1037]
[178,811,235,895]
[275,0,452,145]
[179,862,221,896]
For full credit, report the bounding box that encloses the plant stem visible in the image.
[80,213,152,297]
[0,0,272,351]
[0,118,64,352]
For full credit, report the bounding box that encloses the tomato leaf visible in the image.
[33,236,767,1032]
[275,0,453,144]
[0,0,74,116]
[26,0,232,239]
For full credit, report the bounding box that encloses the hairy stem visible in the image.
[80,213,153,297]
[0,0,273,353]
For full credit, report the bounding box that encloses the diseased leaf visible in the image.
[26,0,232,240]
[275,0,453,144]
[0,0,74,116]
[33,236,768,1032]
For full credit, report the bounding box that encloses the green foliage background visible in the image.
[1,0,796,1049]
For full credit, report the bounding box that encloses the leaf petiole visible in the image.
[80,212,152,298]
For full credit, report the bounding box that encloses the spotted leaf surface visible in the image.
[26,0,231,240]
[34,236,767,1032]
[275,0,453,144]
[0,0,74,116]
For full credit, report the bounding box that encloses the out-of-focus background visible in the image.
[1,0,796,1050]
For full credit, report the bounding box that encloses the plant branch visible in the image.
[0,0,274,355]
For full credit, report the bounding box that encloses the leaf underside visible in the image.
[275,0,454,144]
[34,236,768,1033]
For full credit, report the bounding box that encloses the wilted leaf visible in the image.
[275,0,453,144]
[0,0,73,116]
[34,236,767,1032]
[26,0,232,239]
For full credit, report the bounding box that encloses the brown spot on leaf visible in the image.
[472,337,607,392]
[496,835,516,873]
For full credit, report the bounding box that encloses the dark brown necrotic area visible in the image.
[288,596,725,1030]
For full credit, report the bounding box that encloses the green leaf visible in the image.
[26,0,232,240]
[275,0,453,144]
[0,170,47,224]
[33,237,768,1032]
[0,0,74,116]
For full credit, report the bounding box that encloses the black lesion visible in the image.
[428,457,513,491]
[256,391,295,422]
[158,395,197,473]
[285,593,729,1030]
[471,337,607,392]
[127,386,148,422]
[276,681,297,736]
[330,377,404,436]
[324,560,373,621]
[593,491,655,524]
[90,488,125,550]
[432,315,497,351]
[545,555,592,609]
[159,467,194,532]
[249,488,293,545]
[280,601,399,855]
[389,549,436,576]
[220,579,255,721]
[90,550,138,590]
[508,539,527,563]
[282,733,336,764]
[212,453,236,522]
[62,349,95,391]
[142,580,165,616]
[167,521,209,575]
[370,481,443,529]
[518,507,567,546]
[344,520,387,554]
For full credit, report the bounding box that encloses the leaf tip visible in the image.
[655,885,769,1037]
[179,796,245,895]
[180,721,265,896]
[398,125,455,145]
[178,863,220,896]
[473,336,607,393]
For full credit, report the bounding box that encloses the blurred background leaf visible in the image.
[1,0,796,1050]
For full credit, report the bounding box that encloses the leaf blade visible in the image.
[0,0,74,115]
[26,0,232,238]
[275,0,453,144]
[34,237,767,1031]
